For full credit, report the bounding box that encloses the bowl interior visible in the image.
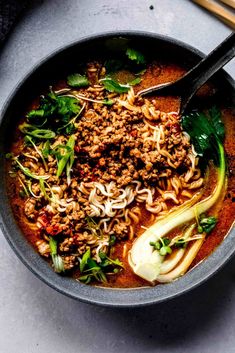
[0,32,234,307]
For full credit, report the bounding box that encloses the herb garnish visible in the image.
[24,135,48,170]
[150,237,172,256]
[126,48,146,65]
[12,156,49,180]
[42,140,51,159]
[53,135,75,183]
[198,215,217,234]
[100,77,130,93]
[19,123,56,139]
[26,90,81,134]
[128,77,142,86]
[67,73,90,88]
[49,237,65,273]
[85,216,103,237]
[79,249,123,284]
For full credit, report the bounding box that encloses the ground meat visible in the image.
[24,198,38,220]
[36,240,50,257]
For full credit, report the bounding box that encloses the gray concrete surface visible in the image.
[0,1,234,352]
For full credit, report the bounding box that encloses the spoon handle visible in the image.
[181,32,235,95]
[138,33,235,115]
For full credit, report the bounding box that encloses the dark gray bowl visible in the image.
[0,31,234,307]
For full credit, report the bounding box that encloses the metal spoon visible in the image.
[137,32,235,116]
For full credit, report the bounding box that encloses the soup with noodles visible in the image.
[6,48,235,287]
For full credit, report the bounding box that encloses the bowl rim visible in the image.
[0,30,234,307]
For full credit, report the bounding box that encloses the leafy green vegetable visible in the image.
[198,215,217,233]
[67,73,90,88]
[159,245,172,256]
[26,91,81,132]
[126,48,146,65]
[49,237,65,273]
[79,250,123,284]
[99,252,124,269]
[100,78,130,93]
[181,107,225,161]
[104,59,124,75]
[55,96,81,119]
[209,106,225,142]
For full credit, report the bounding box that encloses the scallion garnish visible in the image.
[49,237,65,273]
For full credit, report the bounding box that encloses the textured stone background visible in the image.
[0,1,234,352]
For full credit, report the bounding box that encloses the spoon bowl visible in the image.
[137,32,235,115]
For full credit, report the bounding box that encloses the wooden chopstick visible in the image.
[219,0,235,10]
[192,0,235,29]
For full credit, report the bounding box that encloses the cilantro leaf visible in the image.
[126,48,146,65]
[26,91,81,133]
[27,109,45,119]
[100,78,130,93]
[56,96,81,120]
[105,59,124,75]
[67,73,90,88]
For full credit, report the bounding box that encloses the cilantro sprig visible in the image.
[67,73,90,88]
[26,90,81,135]
[126,48,146,65]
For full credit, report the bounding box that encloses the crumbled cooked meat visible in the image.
[62,255,77,270]
[24,198,38,220]
[36,240,50,257]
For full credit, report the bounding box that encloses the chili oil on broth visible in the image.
[6,59,235,288]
